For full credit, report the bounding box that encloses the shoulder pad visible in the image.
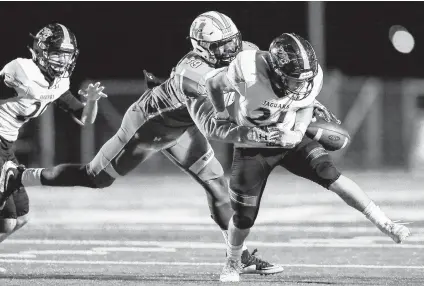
[242,41,259,51]
[2,58,45,87]
[175,52,215,84]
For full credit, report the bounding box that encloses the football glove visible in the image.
[215,109,231,121]
[247,126,281,144]
[313,100,341,124]
[143,70,164,89]
[279,129,303,149]
[78,82,108,101]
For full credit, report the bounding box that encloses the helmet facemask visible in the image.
[29,24,79,79]
[268,33,319,100]
[47,49,78,78]
[192,32,242,68]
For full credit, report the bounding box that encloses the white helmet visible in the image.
[189,11,242,67]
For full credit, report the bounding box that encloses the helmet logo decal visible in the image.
[192,21,206,40]
[37,27,53,42]
[272,47,290,65]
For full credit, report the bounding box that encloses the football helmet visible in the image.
[29,23,79,78]
[189,11,242,67]
[268,33,318,100]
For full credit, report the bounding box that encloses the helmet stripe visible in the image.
[287,33,310,69]
[216,12,230,29]
[202,13,232,36]
[57,24,71,45]
[202,14,225,30]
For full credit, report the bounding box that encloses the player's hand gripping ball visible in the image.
[306,117,350,151]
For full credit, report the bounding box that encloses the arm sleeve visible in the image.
[186,95,251,144]
[55,90,85,120]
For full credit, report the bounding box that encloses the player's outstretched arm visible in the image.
[55,82,107,126]
[186,95,280,147]
[78,82,108,125]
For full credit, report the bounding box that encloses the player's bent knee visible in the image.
[196,156,224,182]
[233,214,254,229]
[315,161,341,189]
[0,218,17,233]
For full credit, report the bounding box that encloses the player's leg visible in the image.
[281,137,411,243]
[221,148,282,282]
[0,95,172,198]
[329,176,411,243]
[164,131,284,277]
[0,149,30,260]
[0,186,29,243]
[163,127,232,231]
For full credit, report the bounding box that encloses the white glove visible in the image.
[313,100,341,124]
[246,126,281,144]
[78,82,108,101]
[279,129,303,149]
[215,109,230,121]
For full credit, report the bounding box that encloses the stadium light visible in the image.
[389,25,415,54]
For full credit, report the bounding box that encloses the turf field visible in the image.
[0,170,423,285]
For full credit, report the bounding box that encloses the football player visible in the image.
[204,33,412,282]
[0,23,106,248]
[0,12,284,275]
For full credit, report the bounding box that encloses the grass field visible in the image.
[0,170,423,285]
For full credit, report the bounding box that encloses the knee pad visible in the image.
[233,213,255,229]
[314,161,341,189]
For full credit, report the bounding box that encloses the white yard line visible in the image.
[27,224,424,234]
[0,259,422,270]
[4,239,424,249]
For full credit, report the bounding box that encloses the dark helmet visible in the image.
[268,33,319,100]
[29,23,79,78]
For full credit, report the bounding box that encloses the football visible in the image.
[305,118,350,151]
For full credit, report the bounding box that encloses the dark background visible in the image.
[0,1,423,168]
[1,1,423,88]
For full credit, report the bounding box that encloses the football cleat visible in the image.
[0,161,21,210]
[220,258,242,282]
[240,249,284,275]
[377,220,411,244]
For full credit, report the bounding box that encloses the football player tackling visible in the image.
[204,33,412,282]
[0,12,283,275]
[0,23,106,249]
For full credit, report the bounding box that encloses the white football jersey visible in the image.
[225,49,323,131]
[0,58,70,141]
